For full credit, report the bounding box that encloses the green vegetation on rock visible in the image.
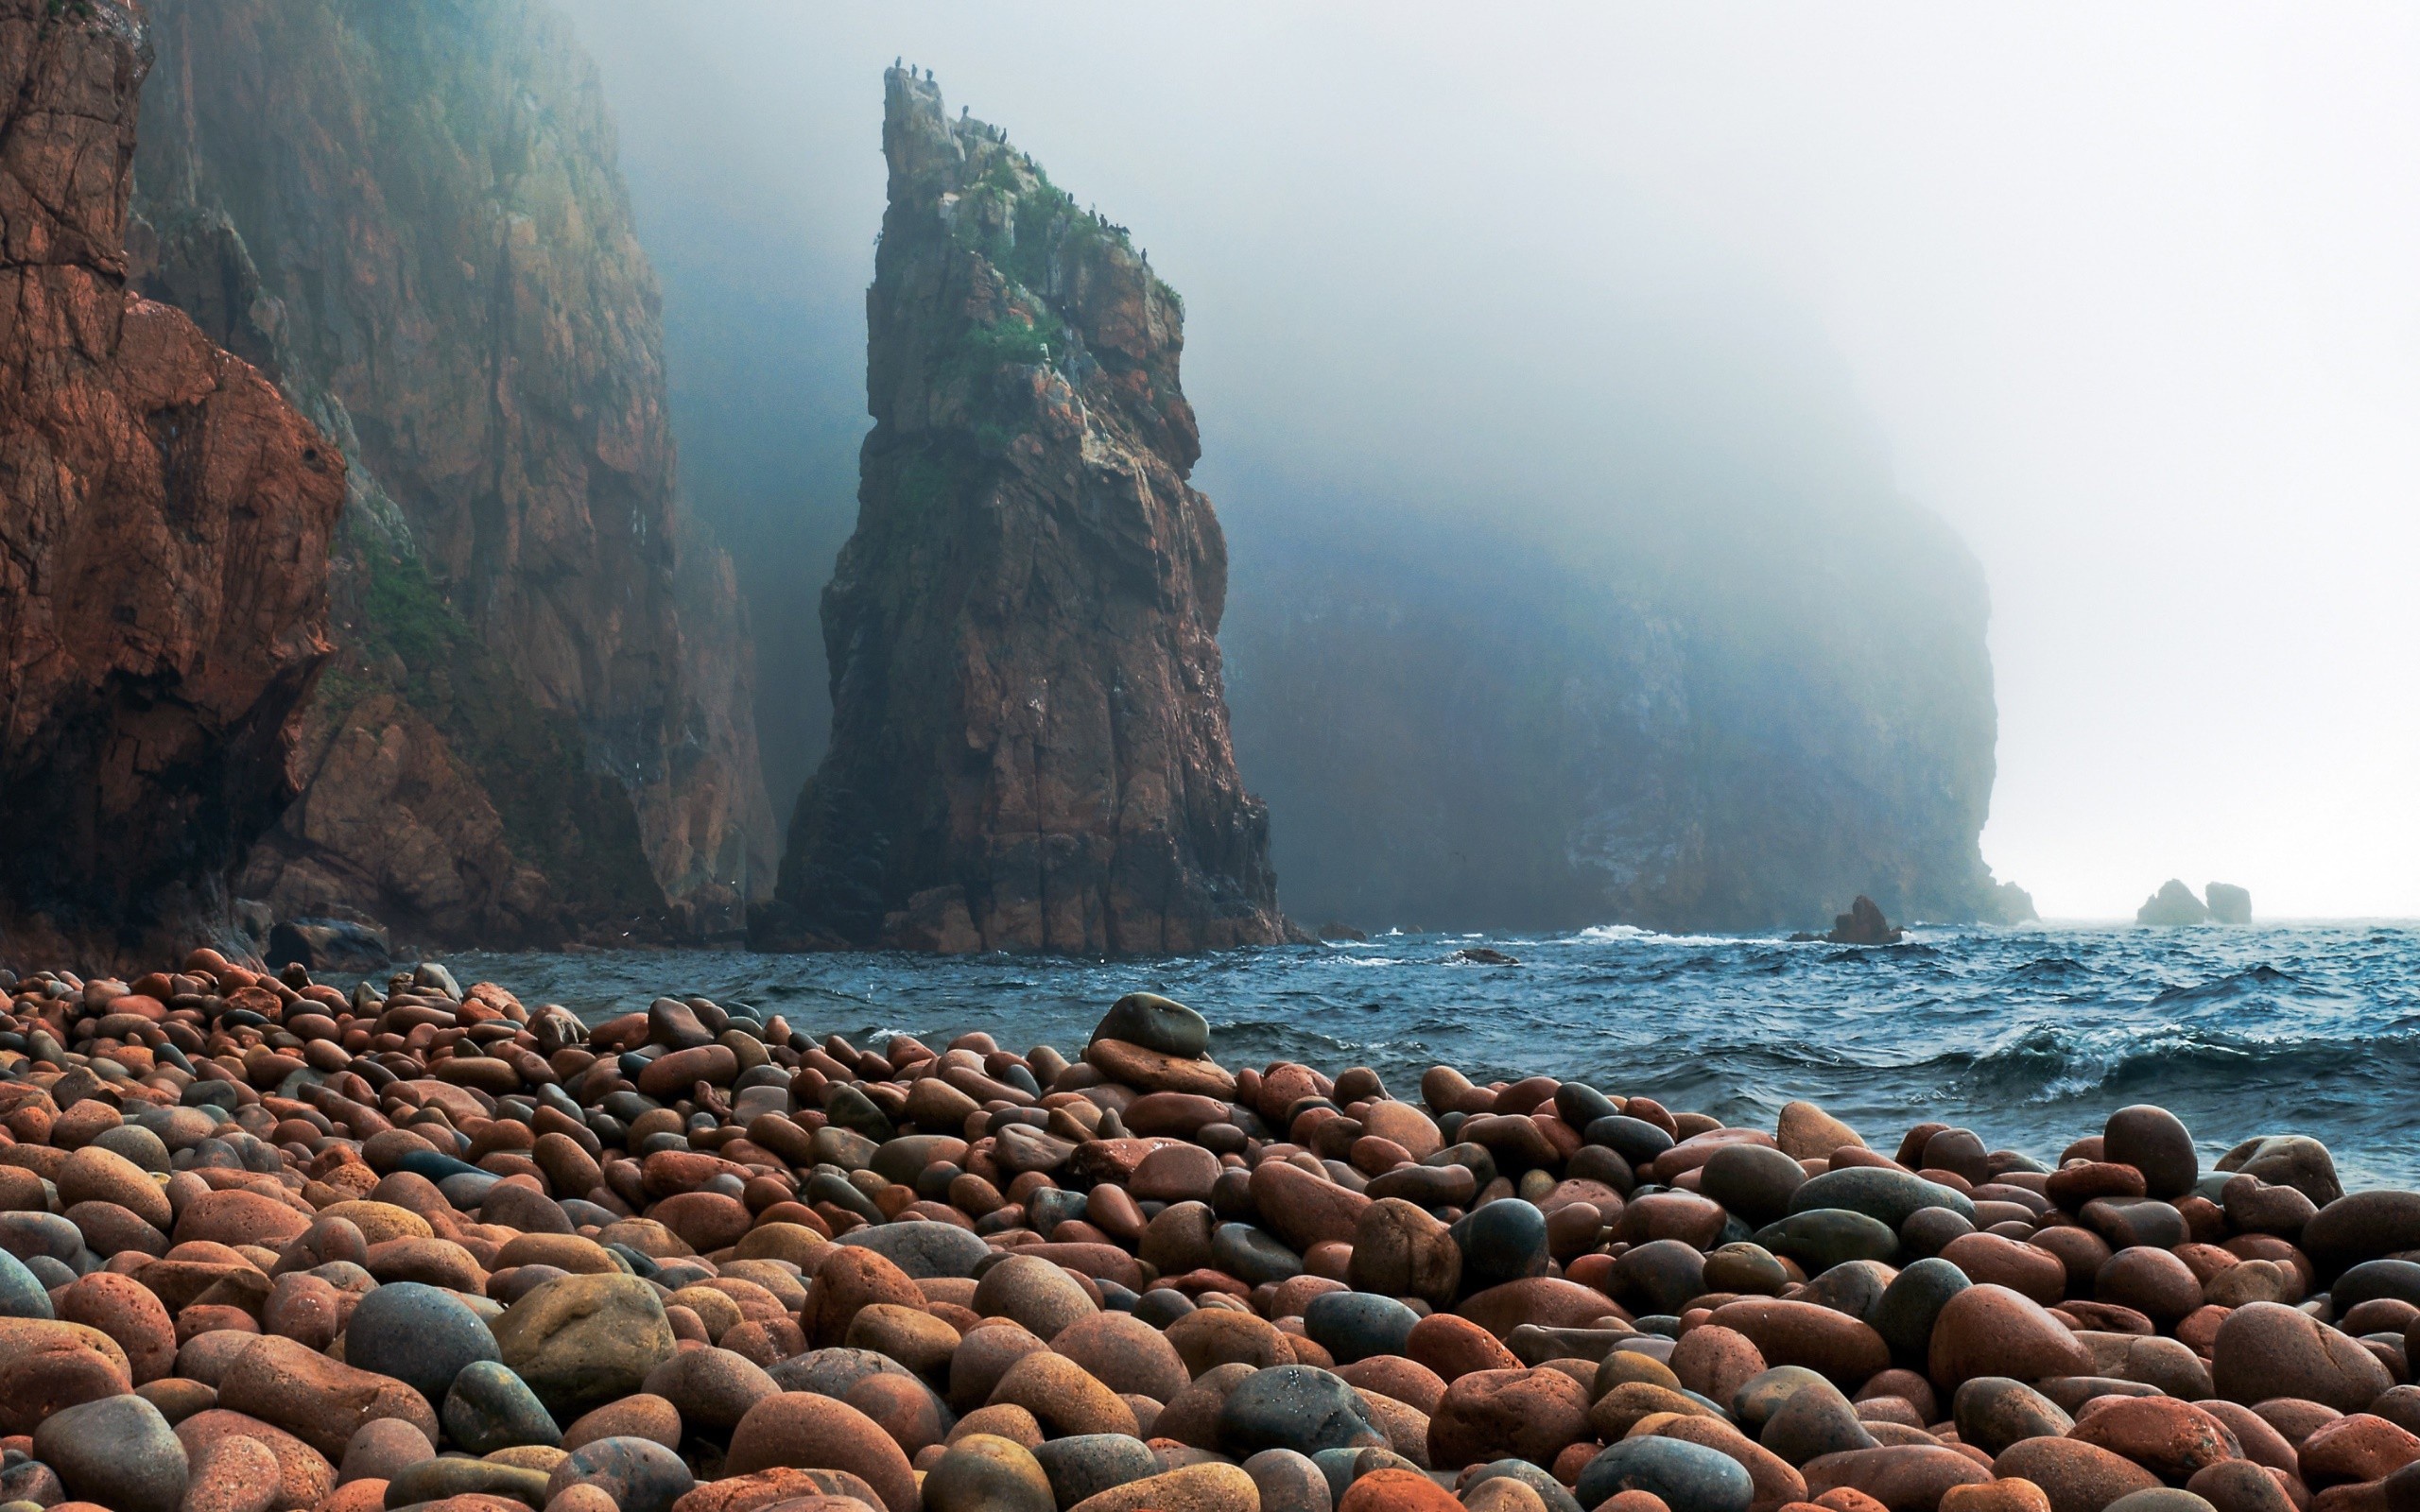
[327,543,663,921]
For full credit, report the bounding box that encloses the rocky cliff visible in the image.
[754,69,1283,955]
[0,0,345,969]
[1221,491,2032,934]
[126,0,775,945]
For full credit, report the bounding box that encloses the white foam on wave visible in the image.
[1574,923,1653,943]
[1570,923,1732,947]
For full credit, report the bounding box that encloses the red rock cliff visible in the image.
[120,0,775,948]
[0,0,343,969]
[755,69,1283,955]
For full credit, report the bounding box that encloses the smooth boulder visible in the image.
[1576,1435,1756,1512]
[492,1271,680,1416]
[33,1391,188,1512]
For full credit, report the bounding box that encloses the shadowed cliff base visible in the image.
[752,69,1284,956]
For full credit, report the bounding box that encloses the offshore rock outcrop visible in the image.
[1825,896,1905,946]
[0,0,344,969]
[127,0,775,945]
[2205,881,2252,924]
[755,69,1282,955]
[2137,879,2211,926]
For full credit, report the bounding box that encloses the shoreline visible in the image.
[0,952,2411,1512]
[423,930,2420,1194]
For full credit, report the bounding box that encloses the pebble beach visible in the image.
[0,952,2414,1512]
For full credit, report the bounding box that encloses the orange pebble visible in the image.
[1340,1468,1464,1512]
[1940,1481,2054,1512]
[313,1482,389,1512]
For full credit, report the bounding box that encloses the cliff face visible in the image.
[0,0,344,968]
[128,0,775,944]
[755,69,1282,956]
[1222,496,2031,934]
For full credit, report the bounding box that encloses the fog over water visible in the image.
[565,2,2420,920]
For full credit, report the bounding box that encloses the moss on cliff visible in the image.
[323,545,664,923]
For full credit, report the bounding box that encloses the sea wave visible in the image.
[1570,923,1733,946]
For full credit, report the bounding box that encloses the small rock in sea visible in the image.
[2205,881,2253,923]
[1825,895,1904,944]
[1451,946,1521,965]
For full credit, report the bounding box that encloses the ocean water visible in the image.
[442,922,2420,1192]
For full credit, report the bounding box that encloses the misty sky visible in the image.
[565,2,2420,920]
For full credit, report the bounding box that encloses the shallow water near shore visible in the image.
[442,921,2420,1191]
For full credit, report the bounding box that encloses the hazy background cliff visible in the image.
[131,0,776,946]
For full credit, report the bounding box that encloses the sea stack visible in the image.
[755,69,1283,954]
[0,0,345,970]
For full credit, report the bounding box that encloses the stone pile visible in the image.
[0,957,2414,1512]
